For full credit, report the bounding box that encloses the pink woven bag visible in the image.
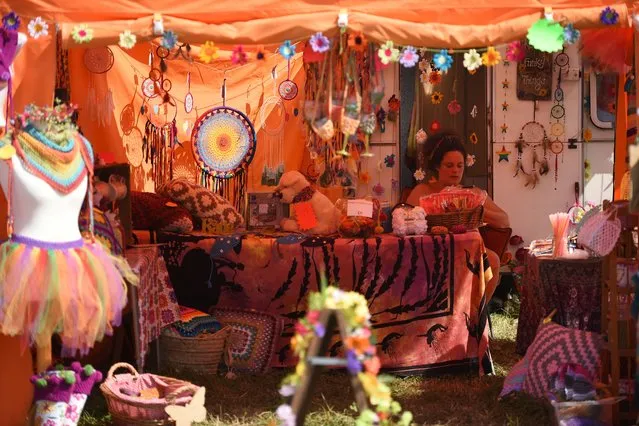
[576,206,621,256]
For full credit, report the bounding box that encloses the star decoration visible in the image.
[502,101,509,111]
[500,123,508,133]
[497,145,511,162]
[502,79,509,89]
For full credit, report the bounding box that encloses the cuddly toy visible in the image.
[274,171,339,235]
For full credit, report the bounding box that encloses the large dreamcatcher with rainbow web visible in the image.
[191,79,257,212]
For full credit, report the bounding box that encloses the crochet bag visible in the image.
[576,206,621,256]
[340,64,362,136]
[311,51,334,142]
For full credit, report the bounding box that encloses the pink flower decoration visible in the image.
[306,310,320,323]
[447,99,462,115]
[294,322,309,335]
[231,45,248,65]
[506,41,526,62]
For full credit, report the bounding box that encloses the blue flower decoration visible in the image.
[600,7,619,25]
[563,24,580,45]
[346,350,362,375]
[161,30,178,49]
[2,12,20,31]
[278,40,296,60]
[433,49,453,73]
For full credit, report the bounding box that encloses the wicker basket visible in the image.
[100,363,201,426]
[160,326,230,376]
[426,206,484,231]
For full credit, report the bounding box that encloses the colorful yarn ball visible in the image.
[431,226,448,234]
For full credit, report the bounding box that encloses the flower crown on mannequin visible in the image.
[14,101,79,143]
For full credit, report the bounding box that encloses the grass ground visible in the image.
[79,302,552,425]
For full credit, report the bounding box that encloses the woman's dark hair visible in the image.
[422,130,466,177]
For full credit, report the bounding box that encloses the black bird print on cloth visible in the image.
[157,230,494,375]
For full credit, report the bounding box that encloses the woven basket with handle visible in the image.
[160,326,229,376]
[426,206,484,231]
[100,362,201,425]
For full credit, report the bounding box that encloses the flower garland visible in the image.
[276,286,413,426]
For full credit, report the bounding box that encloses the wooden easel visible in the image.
[290,309,369,426]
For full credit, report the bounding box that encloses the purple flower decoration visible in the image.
[600,7,619,25]
[279,384,296,397]
[399,46,419,68]
[563,24,580,45]
[161,30,178,49]
[384,154,395,168]
[346,349,362,375]
[276,404,296,426]
[314,323,326,338]
[2,12,20,31]
[309,32,330,53]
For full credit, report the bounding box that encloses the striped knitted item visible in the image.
[170,306,222,337]
[12,125,93,194]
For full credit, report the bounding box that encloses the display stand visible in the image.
[290,309,369,426]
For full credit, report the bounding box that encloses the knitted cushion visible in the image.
[522,322,603,399]
[79,207,123,255]
[499,357,529,399]
[157,179,244,229]
[130,191,194,233]
[166,306,222,337]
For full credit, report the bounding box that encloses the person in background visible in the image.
[406,130,510,298]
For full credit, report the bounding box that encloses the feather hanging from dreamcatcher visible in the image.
[143,117,178,190]
[191,79,257,213]
[83,47,115,127]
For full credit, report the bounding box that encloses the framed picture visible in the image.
[245,192,289,230]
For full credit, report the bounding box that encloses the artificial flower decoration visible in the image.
[430,120,441,133]
[583,128,593,142]
[309,32,330,53]
[481,46,501,66]
[415,128,428,144]
[506,41,526,62]
[466,154,476,167]
[2,12,20,31]
[359,171,371,184]
[161,30,178,49]
[279,40,296,59]
[431,92,444,105]
[400,46,419,68]
[428,71,442,85]
[71,24,94,44]
[600,7,619,25]
[563,24,580,45]
[348,32,368,52]
[414,168,426,181]
[232,45,248,65]
[526,18,564,53]
[118,30,137,50]
[378,41,400,65]
[463,49,482,71]
[447,99,462,115]
[433,49,453,73]
[469,132,479,144]
[27,17,48,39]
[384,154,396,167]
[199,41,219,63]
[255,46,266,60]
[418,59,430,71]
[372,183,385,196]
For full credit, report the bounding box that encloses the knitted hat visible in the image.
[30,370,77,403]
[0,29,18,82]
[69,362,103,395]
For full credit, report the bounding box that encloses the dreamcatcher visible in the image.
[278,58,298,101]
[83,47,114,127]
[141,46,173,105]
[514,118,550,188]
[191,80,257,212]
[143,102,178,189]
[259,70,286,186]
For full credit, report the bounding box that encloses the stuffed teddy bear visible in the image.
[274,171,339,235]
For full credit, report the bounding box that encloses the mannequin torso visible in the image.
[0,156,86,242]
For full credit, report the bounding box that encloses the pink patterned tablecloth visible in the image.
[126,245,180,370]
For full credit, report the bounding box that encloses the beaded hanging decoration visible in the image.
[549,51,569,189]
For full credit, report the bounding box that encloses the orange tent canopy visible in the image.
[7,0,633,48]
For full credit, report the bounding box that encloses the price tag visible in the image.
[347,199,374,218]
[258,203,269,214]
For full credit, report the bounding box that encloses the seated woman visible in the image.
[406,130,509,298]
